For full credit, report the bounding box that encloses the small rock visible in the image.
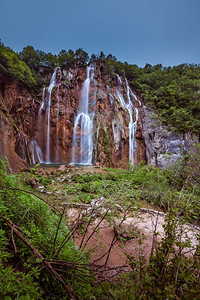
[58,165,67,172]
[28,178,38,187]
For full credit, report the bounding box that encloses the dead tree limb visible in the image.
[81,208,110,250]
[1,215,76,300]
[54,211,82,257]
[54,207,65,246]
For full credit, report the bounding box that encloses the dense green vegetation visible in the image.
[98,56,200,135]
[0,41,37,89]
[0,158,95,299]
[1,40,200,134]
[130,63,200,134]
[32,147,199,223]
[0,148,200,299]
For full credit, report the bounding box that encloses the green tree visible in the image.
[74,48,89,65]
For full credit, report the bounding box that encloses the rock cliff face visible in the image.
[0,81,32,171]
[0,64,197,171]
[0,65,145,171]
[142,106,198,168]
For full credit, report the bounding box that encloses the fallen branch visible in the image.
[81,208,110,250]
[1,215,76,300]
[54,207,65,246]
[55,211,82,257]
[79,205,98,249]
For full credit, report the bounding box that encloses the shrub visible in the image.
[0,158,93,299]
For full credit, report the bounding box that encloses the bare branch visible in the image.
[54,207,65,246]
[81,208,110,250]
[1,215,76,299]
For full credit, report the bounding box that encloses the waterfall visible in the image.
[24,135,32,165]
[30,140,43,164]
[116,75,127,108]
[16,132,31,164]
[32,98,35,109]
[129,88,141,106]
[71,66,94,165]
[46,67,61,162]
[38,67,61,163]
[117,74,122,87]
[39,88,46,114]
[116,76,140,165]
[55,83,61,161]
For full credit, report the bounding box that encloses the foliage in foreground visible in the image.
[109,208,200,300]
[0,152,200,299]
[40,148,200,223]
[0,158,94,299]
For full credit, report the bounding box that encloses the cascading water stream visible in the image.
[30,140,43,164]
[125,78,140,165]
[39,88,46,114]
[46,67,61,162]
[71,66,94,165]
[55,83,61,161]
[17,132,32,164]
[24,135,32,165]
[38,67,61,163]
[32,98,35,108]
[116,75,140,165]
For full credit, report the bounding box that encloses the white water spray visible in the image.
[71,66,94,165]
[116,76,140,165]
[30,140,43,164]
[38,67,61,163]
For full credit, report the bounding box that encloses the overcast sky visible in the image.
[0,0,200,67]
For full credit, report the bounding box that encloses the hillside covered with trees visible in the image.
[1,40,200,135]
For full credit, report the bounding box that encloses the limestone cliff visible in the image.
[142,106,198,168]
[0,64,197,171]
[0,81,32,171]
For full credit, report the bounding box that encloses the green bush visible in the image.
[0,158,94,299]
[0,43,37,89]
